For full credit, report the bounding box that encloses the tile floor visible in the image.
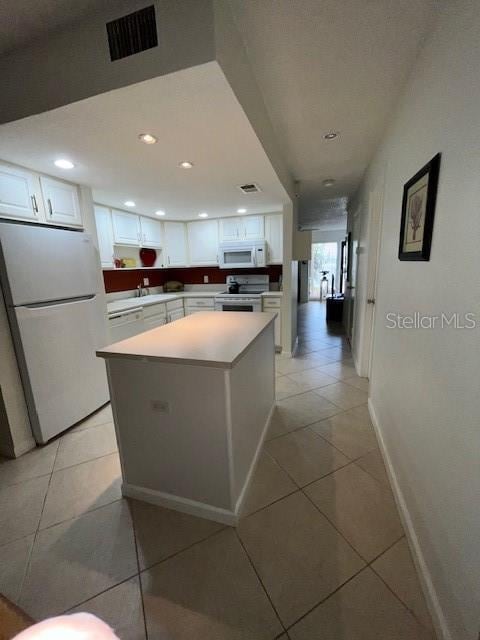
[0,302,436,639]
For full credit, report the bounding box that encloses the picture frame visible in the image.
[398,153,441,261]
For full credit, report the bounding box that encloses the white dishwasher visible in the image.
[108,307,145,343]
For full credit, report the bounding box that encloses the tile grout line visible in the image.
[62,572,140,615]
[17,439,61,604]
[136,524,227,576]
[369,558,436,634]
[128,504,149,640]
[51,445,119,475]
[233,529,287,634]
[284,564,368,634]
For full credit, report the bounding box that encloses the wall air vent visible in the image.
[237,183,262,194]
[106,5,157,62]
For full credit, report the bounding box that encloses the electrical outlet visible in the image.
[143,277,149,286]
[203,275,209,283]
[151,400,170,414]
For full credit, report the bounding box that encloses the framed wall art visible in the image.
[398,153,441,261]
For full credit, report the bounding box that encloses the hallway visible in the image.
[266,301,436,638]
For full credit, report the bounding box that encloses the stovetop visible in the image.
[219,289,266,296]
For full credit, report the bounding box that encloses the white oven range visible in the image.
[214,274,268,312]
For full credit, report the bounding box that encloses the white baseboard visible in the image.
[123,403,276,528]
[122,483,238,526]
[234,402,275,517]
[367,399,452,640]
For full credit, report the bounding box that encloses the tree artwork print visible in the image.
[398,153,441,261]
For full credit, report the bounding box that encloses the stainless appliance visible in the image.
[215,275,269,312]
[0,222,109,444]
[218,240,267,269]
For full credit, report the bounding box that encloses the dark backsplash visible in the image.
[103,265,283,293]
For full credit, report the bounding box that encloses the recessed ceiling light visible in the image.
[179,161,194,169]
[124,200,136,207]
[54,158,74,169]
[138,133,157,144]
[155,210,165,216]
[198,212,208,218]
[324,131,339,140]
[237,208,247,214]
[322,179,336,187]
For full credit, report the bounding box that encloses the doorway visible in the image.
[309,242,338,300]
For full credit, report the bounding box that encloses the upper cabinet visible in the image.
[187,219,219,266]
[94,206,114,267]
[0,163,84,228]
[219,217,239,242]
[265,214,283,264]
[140,217,163,248]
[243,215,264,240]
[163,221,188,267]
[111,209,141,246]
[0,163,43,222]
[40,177,82,227]
[219,215,264,242]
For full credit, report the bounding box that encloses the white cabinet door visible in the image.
[140,217,163,248]
[0,163,42,221]
[265,214,283,264]
[187,219,219,265]
[242,215,264,240]
[40,176,82,227]
[219,217,240,242]
[168,308,185,323]
[164,221,188,266]
[94,206,114,267]
[111,210,141,246]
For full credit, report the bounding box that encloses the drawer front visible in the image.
[144,315,167,330]
[143,303,167,319]
[263,297,281,308]
[185,308,214,315]
[166,298,183,312]
[185,297,215,308]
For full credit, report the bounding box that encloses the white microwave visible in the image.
[218,241,267,269]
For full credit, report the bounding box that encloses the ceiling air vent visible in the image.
[237,183,262,194]
[106,5,157,61]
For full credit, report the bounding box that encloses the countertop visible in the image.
[97,311,275,368]
[107,290,282,315]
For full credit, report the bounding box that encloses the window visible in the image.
[309,242,338,300]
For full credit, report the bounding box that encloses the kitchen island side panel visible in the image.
[106,358,232,510]
[228,321,275,508]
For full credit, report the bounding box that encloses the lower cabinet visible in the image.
[184,297,216,313]
[262,296,282,349]
[143,303,167,330]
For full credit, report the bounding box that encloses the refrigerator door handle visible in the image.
[20,294,97,310]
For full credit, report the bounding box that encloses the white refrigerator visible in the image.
[0,222,109,444]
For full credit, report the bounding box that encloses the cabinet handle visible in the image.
[47,198,53,216]
[168,256,171,265]
[30,195,38,213]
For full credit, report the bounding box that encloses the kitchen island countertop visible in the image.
[97,311,275,368]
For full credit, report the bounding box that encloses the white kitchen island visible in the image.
[97,311,275,525]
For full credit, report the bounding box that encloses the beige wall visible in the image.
[351,2,480,638]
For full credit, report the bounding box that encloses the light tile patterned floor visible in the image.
[0,302,436,639]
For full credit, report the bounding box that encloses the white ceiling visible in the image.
[0,62,288,220]
[229,0,440,218]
